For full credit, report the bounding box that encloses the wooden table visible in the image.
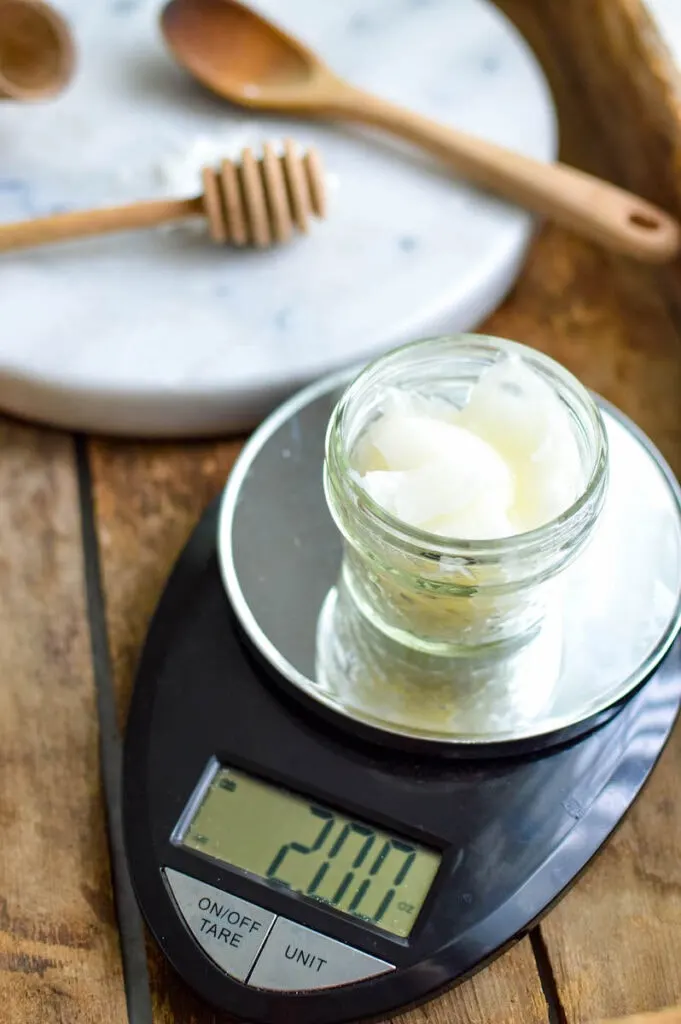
[1,1,681,1022]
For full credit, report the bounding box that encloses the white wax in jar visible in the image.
[353,356,583,539]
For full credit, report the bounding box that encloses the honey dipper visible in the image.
[0,141,326,253]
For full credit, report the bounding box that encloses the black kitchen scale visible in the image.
[123,372,681,1024]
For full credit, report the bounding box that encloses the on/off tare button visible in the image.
[248,918,394,992]
[164,868,276,981]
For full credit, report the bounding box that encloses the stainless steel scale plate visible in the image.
[217,371,681,751]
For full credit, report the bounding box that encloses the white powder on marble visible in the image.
[152,127,263,196]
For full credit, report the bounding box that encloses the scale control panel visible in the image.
[164,868,395,992]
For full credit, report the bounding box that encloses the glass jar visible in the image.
[323,335,609,657]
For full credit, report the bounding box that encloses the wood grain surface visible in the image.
[484,229,681,1023]
[597,1009,681,1024]
[492,3,681,1019]
[0,424,127,1023]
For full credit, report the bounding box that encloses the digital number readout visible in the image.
[178,766,441,938]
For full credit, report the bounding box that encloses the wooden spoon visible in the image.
[0,141,325,252]
[0,0,75,100]
[160,0,681,264]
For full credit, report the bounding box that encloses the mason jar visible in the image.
[323,335,608,656]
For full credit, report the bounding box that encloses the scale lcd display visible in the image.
[178,765,441,938]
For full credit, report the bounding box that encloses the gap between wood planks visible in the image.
[76,436,154,1024]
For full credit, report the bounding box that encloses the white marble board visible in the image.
[646,0,681,67]
[0,0,556,437]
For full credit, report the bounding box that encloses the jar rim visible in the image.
[325,334,609,559]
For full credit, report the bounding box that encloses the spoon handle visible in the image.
[0,197,203,253]
[323,85,680,263]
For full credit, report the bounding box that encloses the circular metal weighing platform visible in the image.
[218,372,681,754]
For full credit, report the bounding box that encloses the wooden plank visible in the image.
[483,227,681,1023]
[597,1010,681,1024]
[493,3,681,1021]
[90,440,241,733]
[391,945,547,1024]
[541,728,681,1022]
[88,436,547,1023]
[0,422,127,1024]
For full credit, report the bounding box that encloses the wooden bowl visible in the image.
[0,0,75,100]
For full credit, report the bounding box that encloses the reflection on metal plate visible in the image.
[217,372,681,749]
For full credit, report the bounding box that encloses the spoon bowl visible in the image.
[161,0,332,110]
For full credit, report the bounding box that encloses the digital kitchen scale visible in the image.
[123,372,681,1024]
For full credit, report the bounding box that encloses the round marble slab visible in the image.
[0,0,556,437]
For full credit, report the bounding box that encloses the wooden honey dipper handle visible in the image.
[0,197,202,251]
[0,142,325,253]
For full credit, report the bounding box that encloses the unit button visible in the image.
[248,918,394,992]
[164,868,275,981]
